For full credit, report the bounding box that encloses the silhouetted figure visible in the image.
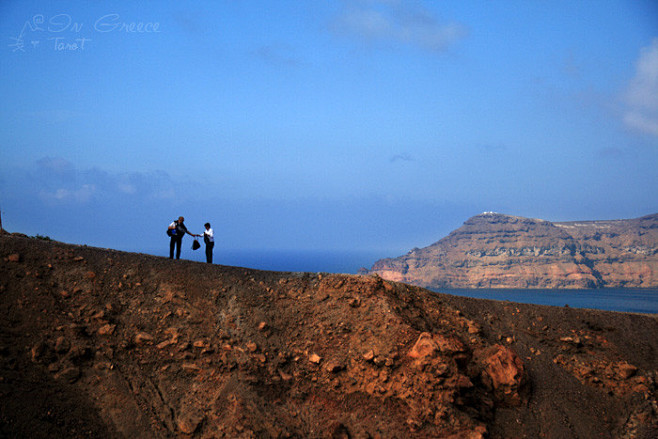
[203,222,214,263]
[168,216,199,259]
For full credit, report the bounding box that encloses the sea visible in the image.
[150,248,658,315]
[149,248,384,274]
[431,288,658,315]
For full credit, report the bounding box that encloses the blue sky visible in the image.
[1,1,657,269]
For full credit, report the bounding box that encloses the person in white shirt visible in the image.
[203,222,214,263]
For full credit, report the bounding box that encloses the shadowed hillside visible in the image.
[1,233,656,438]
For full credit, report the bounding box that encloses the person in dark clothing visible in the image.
[202,222,214,263]
[168,216,199,259]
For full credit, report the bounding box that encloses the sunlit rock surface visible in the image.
[369,213,658,289]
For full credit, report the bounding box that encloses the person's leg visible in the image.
[169,237,175,259]
[206,242,214,263]
[175,237,182,259]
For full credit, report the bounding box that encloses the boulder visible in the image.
[362,350,375,362]
[408,332,439,359]
[476,345,526,406]
[325,359,344,373]
[176,406,205,435]
[617,363,638,380]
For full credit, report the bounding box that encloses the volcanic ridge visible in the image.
[0,232,657,438]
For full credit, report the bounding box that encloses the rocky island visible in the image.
[367,212,658,289]
[1,231,657,438]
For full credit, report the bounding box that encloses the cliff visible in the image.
[369,212,658,289]
[0,233,657,438]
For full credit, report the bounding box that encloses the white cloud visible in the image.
[623,38,658,137]
[117,182,137,194]
[28,157,188,206]
[154,188,176,200]
[53,189,69,200]
[333,0,467,53]
[624,111,658,137]
[40,184,96,204]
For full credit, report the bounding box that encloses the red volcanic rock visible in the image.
[476,344,526,406]
[98,323,116,336]
[407,332,439,359]
[134,332,154,345]
[408,333,468,360]
[618,363,638,379]
[176,405,205,435]
[434,334,467,354]
[324,359,344,373]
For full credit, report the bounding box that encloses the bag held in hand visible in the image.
[192,239,200,250]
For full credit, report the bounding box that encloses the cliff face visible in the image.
[1,233,657,438]
[370,213,658,289]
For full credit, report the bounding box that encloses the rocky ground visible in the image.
[0,232,657,438]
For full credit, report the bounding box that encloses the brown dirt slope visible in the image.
[369,212,658,289]
[0,233,657,438]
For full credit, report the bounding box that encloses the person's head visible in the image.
[178,216,185,223]
[204,222,211,229]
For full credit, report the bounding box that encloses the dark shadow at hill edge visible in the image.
[0,340,116,438]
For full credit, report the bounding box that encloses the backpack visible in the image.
[166,222,177,237]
